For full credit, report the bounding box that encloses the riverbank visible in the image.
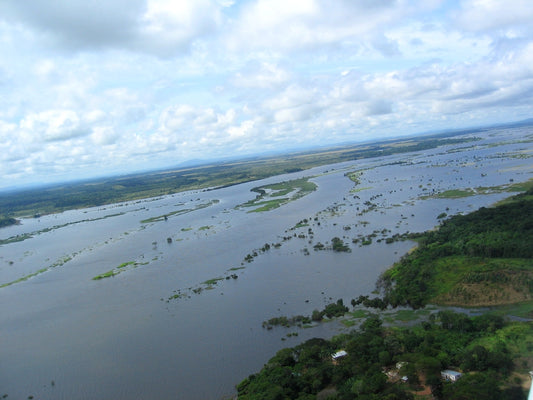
[236,188,533,399]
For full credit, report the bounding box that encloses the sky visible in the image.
[1,0,532,190]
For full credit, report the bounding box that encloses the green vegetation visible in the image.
[421,178,533,200]
[0,215,18,228]
[0,255,74,288]
[380,187,533,309]
[92,261,138,280]
[140,200,219,223]
[331,237,351,252]
[0,212,125,246]
[238,183,533,399]
[0,133,475,218]
[239,178,317,212]
[203,278,224,285]
[262,299,350,329]
[238,312,532,400]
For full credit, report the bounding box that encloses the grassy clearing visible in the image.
[430,257,533,306]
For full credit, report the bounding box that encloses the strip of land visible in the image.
[0,133,475,219]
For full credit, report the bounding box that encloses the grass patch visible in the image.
[92,270,116,280]
[203,278,224,285]
[117,261,135,269]
[92,260,138,280]
[348,309,369,319]
[341,319,357,327]
[228,267,246,271]
[141,200,218,223]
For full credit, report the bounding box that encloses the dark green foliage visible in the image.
[380,188,533,308]
[238,313,530,399]
[331,237,351,252]
[323,299,349,318]
[442,372,503,400]
[0,215,17,228]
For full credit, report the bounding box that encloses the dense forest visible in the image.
[237,312,531,399]
[236,189,533,399]
[379,187,533,309]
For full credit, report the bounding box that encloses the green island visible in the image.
[239,177,317,212]
[0,133,475,219]
[92,261,140,280]
[0,254,74,288]
[140,200,219,223]
[421,179,533,200]
[236,189,533,399]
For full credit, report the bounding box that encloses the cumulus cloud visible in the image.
[20,110,90,142]
[225,0,408,54]
[454,0,533,34]
[1,0,533,189]
[0,0,223,56]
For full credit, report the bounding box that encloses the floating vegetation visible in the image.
[0,254,76,288]
[166,271,240,302]
[92,261,139,280]
[0,212,125,246]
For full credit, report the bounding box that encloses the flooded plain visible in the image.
[1,126,532,399]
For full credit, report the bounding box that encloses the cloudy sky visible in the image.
[1,0,532,190]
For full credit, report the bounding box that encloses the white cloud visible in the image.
[20,110,89,142]
[455,0,533,34]
[0,0,533,189]
[0,0,223,56]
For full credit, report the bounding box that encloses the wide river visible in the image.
[1,126,532,399]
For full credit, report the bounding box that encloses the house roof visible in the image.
[332,350,348,359]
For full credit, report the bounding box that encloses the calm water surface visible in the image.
[1,126,532,399]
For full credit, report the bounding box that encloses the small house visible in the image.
[332,350,348,364]
[441,369,462,382]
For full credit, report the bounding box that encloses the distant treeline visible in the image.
[0,132,474,218]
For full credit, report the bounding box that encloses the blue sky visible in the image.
[0,0,532,190]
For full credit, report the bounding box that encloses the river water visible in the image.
[1,126,532,399]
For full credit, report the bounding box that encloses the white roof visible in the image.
[442,370,461,376]
[332,350,348,359]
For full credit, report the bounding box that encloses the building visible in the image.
[331,350,348,364]
[441,369,462,382]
